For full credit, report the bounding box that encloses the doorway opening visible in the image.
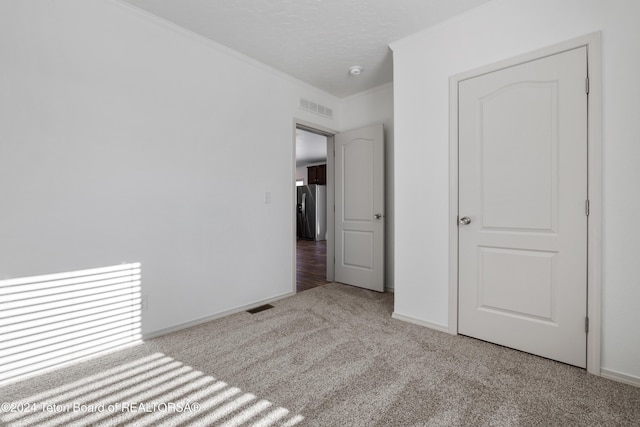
[293,121,385,293]
[295,125,333,292]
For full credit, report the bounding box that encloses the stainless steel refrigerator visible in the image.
[297,184,327,241]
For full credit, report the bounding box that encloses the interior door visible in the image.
[335,124,384,292]
[458,47,588,367]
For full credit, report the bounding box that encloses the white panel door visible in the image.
[335,124,384,292]
[458,47,588,367]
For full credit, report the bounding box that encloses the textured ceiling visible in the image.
[121,0,492,97]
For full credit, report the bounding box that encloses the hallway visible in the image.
[296,239,328,292]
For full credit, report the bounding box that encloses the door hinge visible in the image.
[585,316,589,333]
[585,77,589,94]
[585,77,590,94]
[585,200,590,216]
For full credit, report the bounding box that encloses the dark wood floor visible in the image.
[296,239,328,292]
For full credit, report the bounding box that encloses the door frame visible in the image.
[293,119,337,288]
[448,32,602,375]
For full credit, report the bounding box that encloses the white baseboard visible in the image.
[391,312,453,335]
[600,368,640,388]
[142,291,296,340]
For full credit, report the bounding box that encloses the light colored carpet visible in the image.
[1,282,639,426]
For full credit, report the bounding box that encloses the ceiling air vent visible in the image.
[299,98,333,119]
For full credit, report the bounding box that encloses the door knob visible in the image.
[459,216,471,225]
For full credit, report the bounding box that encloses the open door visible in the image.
[334,124,385,292]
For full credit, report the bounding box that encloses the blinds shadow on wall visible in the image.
[0,263,143,386]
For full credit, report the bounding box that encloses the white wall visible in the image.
[0,0,339,336]
[295,166,307,184]
[339,83,394,290]
[391,0,640,379]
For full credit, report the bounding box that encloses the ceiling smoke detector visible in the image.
[349,65,362,76]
